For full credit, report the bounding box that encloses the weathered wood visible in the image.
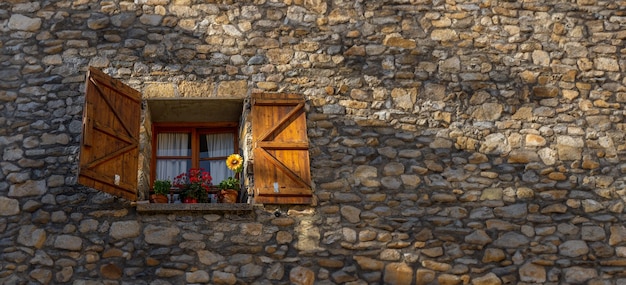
[78,67,141,201]
[251,93,312,204]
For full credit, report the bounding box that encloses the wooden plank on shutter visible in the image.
[78,67,141,201]
[251,93,312,204]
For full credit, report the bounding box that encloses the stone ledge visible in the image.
[136,202,254,213]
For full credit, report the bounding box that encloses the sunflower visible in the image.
[226,154,243,172]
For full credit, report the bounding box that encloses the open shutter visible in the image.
[252,93,312,204]
[78,67,141,201]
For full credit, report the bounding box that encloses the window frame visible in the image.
[150,122,239,190]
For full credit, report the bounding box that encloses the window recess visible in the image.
[78,67,313,207]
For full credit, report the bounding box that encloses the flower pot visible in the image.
[219,189,238,203]
[183,197,198,204]
[150,194,169,203]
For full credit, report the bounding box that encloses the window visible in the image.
[152,124,238,186]
[78,67,313,205]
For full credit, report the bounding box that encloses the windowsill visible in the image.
[136,201,254,213]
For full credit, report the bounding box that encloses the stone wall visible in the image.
[1,0,626,284]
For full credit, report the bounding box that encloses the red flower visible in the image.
[173,168,212,191]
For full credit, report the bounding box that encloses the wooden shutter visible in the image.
[78,67,141,201]
[252,93,312,204]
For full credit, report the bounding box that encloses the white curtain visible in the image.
[156,133,189,180]
[205,133,233,184]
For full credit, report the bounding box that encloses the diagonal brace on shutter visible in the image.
[89,77,140,141]
[257,148,310,190]
[82,144,137,169]
[256,102,304,142]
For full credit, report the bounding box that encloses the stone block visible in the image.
[8,14,42,31]
[533,86,559,97]
[384,262,413,285]
[143,225,180,246]
[289,266,315,285]
[415,269,436,285]
[563,266,597,283]
[144,83,176,98]
[100,263,122,279]
[431,29,459,41]
[340,205,361,223]
[559,240,590,257]
[54,235,82,251]
[109,220,140,240]
[472,273,502,285]
[178,81,214,98]
[519,262,546,283]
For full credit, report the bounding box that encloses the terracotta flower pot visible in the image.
[219,189,238,203]
[150,194,169,203]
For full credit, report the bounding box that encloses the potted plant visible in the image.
[180,185,206,203]
[151,179,171,203]
[218,154,243,203]
[218,177,240,203]
[173,168,212,203]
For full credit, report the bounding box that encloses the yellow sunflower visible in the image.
[226,154,243,172]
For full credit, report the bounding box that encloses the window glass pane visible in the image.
[156,159,191,181]
[200,160,228,185]
[157,133,191,156]
[200,133,233,158]
[200,133,234,185]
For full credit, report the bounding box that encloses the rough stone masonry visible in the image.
[1,0,626,284]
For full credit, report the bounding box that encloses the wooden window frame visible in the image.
[150,122,239,187]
